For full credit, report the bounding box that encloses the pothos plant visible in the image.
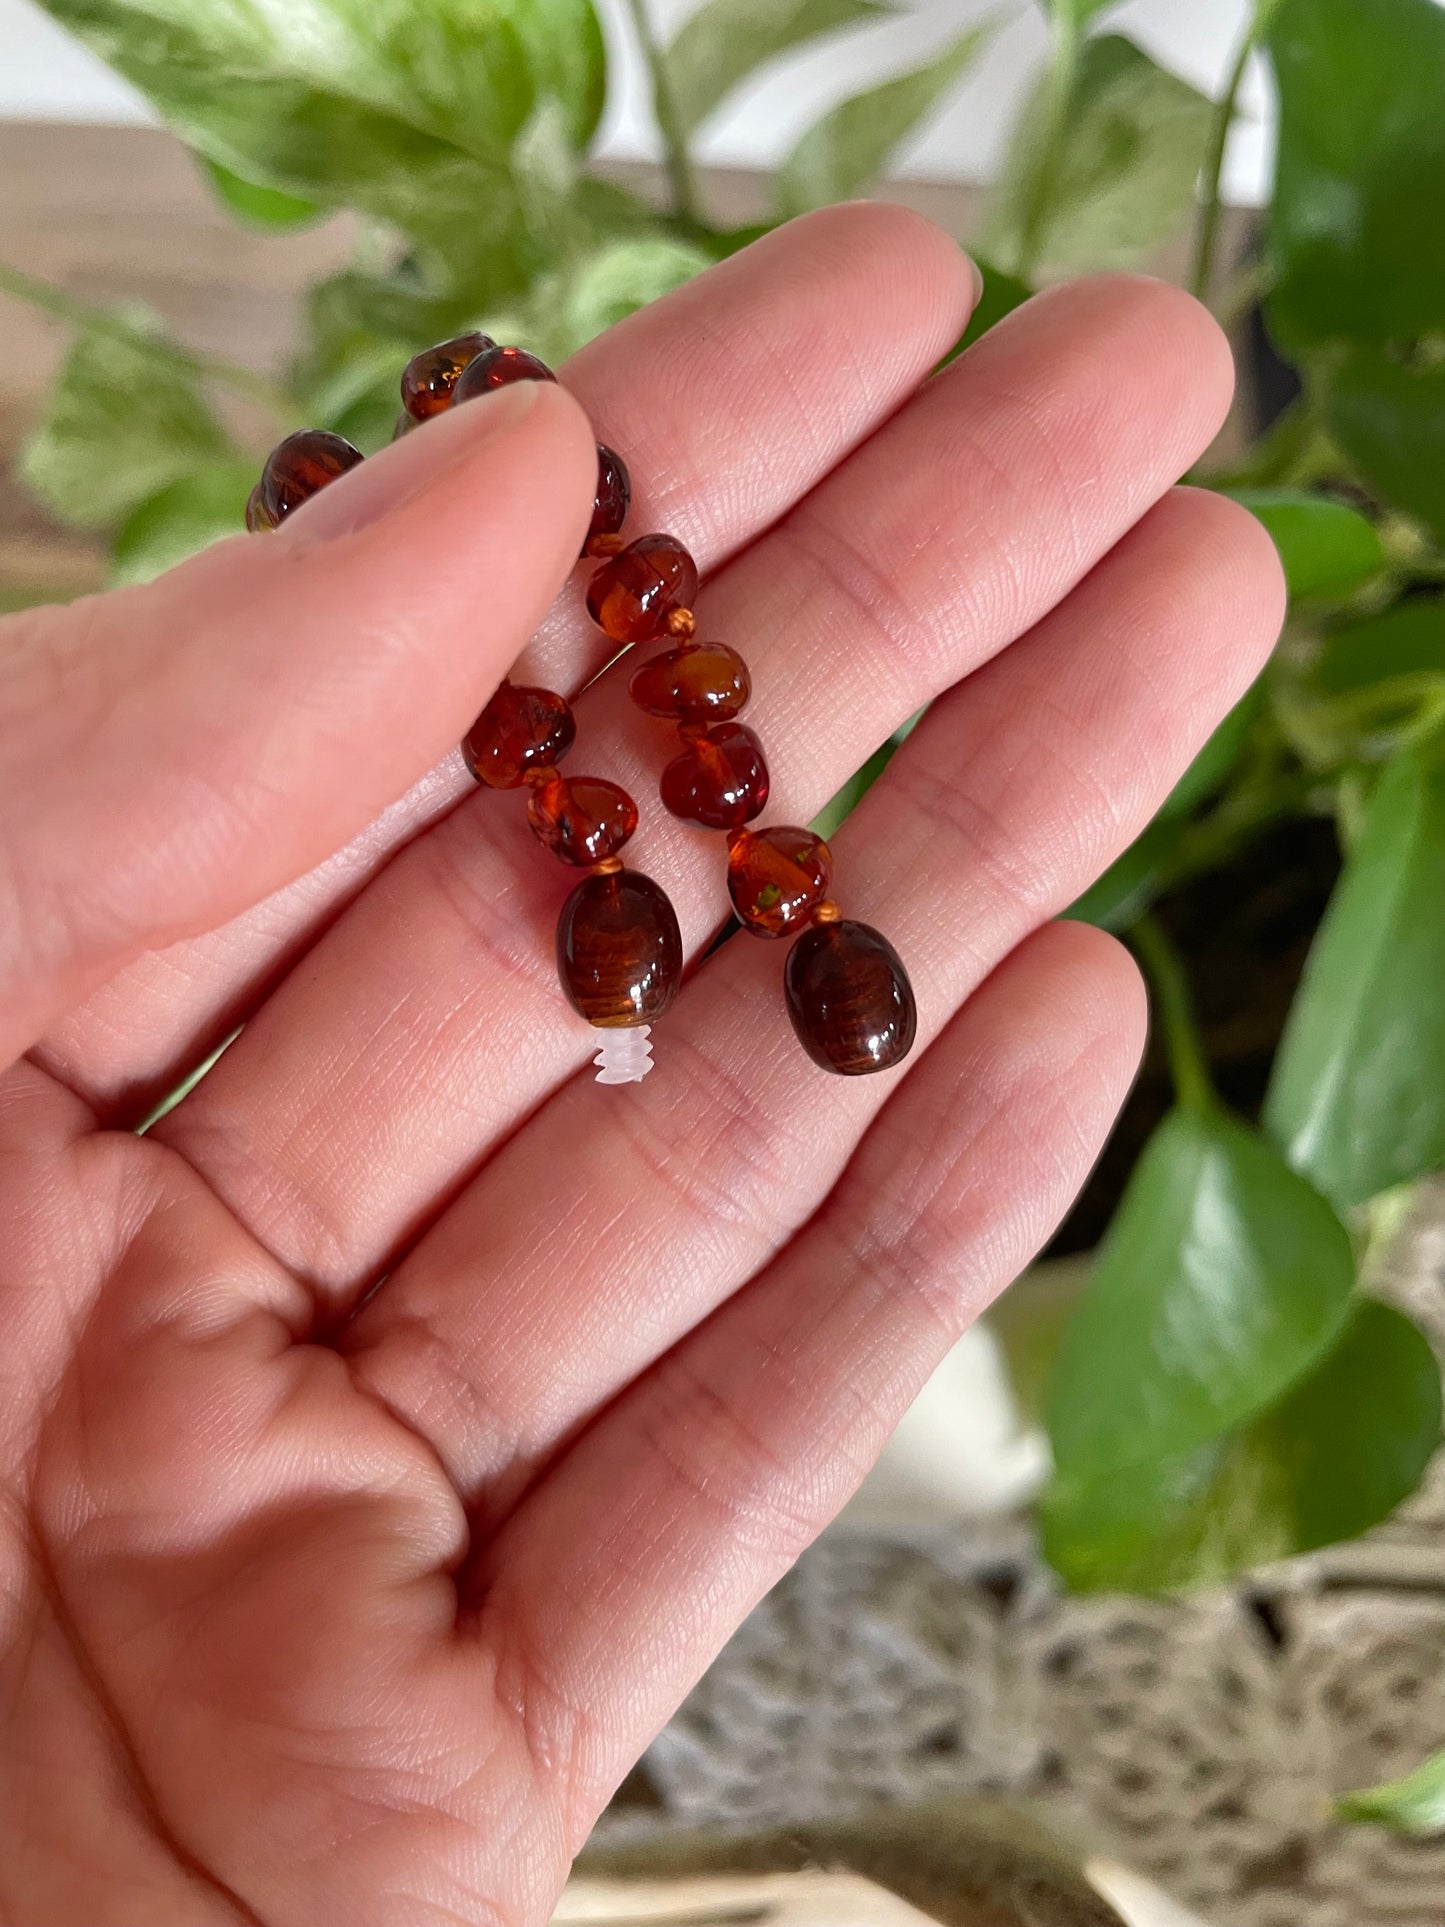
[5,0,1445,1819]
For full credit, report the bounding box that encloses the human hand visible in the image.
[0,206,1283,1925]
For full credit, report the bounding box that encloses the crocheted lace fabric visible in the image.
[603,1184,1445,1927]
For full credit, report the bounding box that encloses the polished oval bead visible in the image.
[629,641,751,724]
[528,774,638,866]
[462,682,576,788]
[784,920,917,1075]
[585,534,699,644]
[660,722,769,831]
[453,343,557,402]
[254,429,364,526]
[400,332,495,420]
[556,868,683,1026]
[584,443,631,556]
[727,825,832,939]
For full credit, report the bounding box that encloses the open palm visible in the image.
[0,207,1282,1925]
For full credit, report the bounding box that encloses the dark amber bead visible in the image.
[784,920,917,1075]
[660,722,769,831]
[528,774,638,866]
[254,429,364,526]
[728,825,832,939]
[585,534,699,644]
[556,868,683,1026]
[453,344,557,403]
[584,443,631,556]
[463,682,576,788]
[629,641,751,724]
[400,332,494,420]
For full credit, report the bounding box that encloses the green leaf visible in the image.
[1039,0,1117,23]
[201,158,323,230]
[1267,0,1445,349]
[1340,1745,1445,1836]
[773,18,998,219]
[1253,1298,1441,1553]
[1265,746,1445,1209]
[984,35,1211,278]
[666,0,889,135]
[1327,351,1445,548]
[1046,1108,1356,1480]
[18,309,238,532]
[36,0,605,272]
[556,236,713,354]
[1315,599,1445,698]
[108,462,258,587]
[1221,489,1385,601]
[1045,1299,1439,1594]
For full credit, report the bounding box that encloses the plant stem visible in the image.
[622,0,701,228]
[1131,913,1217,1114]
[1015,5,1080,281]
[1189,18,1255,305]
[0,260,298,424]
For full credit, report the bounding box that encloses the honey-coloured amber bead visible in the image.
[629,641,751,725]
[584,443,631,556]
[463,683,576,788]
[253,429,363,526]
[556,868,683,1026]
[728,825,832,938]
[400,332,494,420]
[528,774,638,866]
[784,920,917,1075]
[244,481,270,532]
[452,343,556,403]
[660,722,769,831]
[585,534,699,644]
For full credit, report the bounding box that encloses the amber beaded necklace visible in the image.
[245,331,916,1083]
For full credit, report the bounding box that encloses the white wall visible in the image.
[0,0,1276,201]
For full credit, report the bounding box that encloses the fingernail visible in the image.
[964,251,985,306]
[283,379,545,543]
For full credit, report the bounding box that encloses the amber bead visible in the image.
[629,641,751,725]
[253,429,363,526]
[584,443,631,556]
[660,722,769,831]
[556,868,683,1026]
[585,534,700,644]
[784,920,917,1075]
[463,683,576,788]
[400,332,494,420]
[727,826,832,939]
[528,774,638,866]
[453,343,557,403]
[244,481,271,532]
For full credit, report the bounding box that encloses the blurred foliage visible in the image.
[4,0,1445,1660]
[1339,1742,1445,1836]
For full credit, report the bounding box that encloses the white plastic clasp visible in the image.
[593,1024,653,1084]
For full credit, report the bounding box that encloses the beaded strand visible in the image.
[244,328,916,1080]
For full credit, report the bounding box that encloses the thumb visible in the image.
[0,376,595,1072]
